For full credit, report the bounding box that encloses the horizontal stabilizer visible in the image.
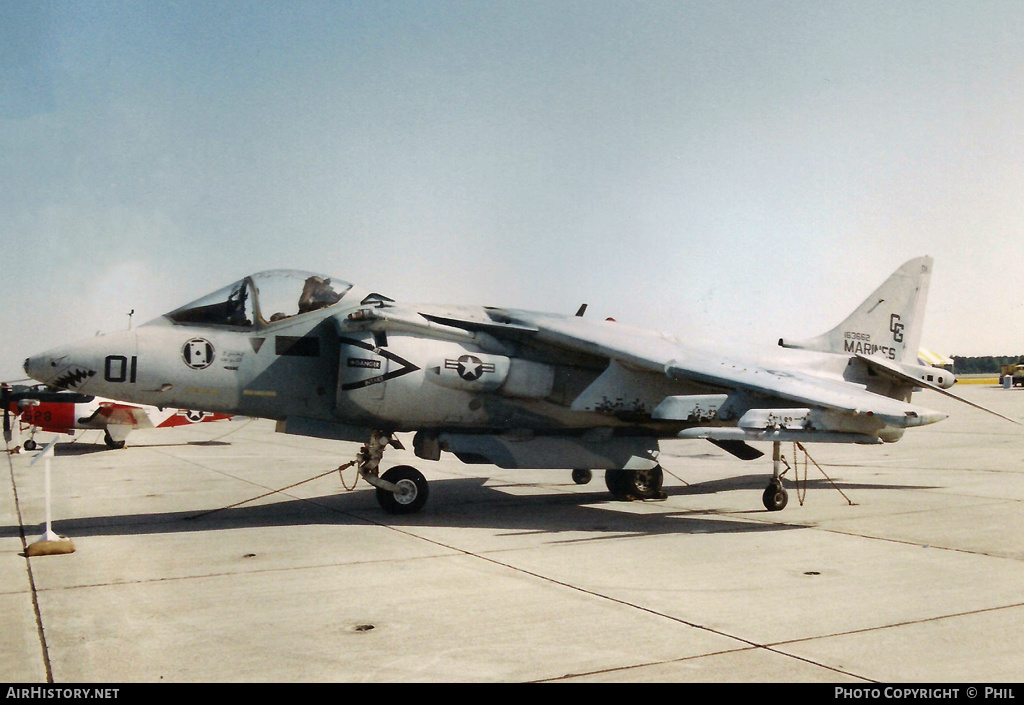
[856,354,1020,425]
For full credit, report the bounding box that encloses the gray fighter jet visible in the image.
[23,256,997,514]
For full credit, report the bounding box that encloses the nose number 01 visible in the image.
[104,355,138,384]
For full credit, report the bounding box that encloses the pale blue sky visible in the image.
[3,0,1023,380]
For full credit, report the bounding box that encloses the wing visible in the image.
[515,312,946,428]
[92,402,155,429]
[340,300,947,442]
[155,411,234,428]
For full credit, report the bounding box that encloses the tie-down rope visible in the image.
[782,442,856,506]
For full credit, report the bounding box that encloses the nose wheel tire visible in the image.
[762,481,789,511]
[375,465,429,515]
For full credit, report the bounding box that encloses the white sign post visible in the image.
[27,437,75,556]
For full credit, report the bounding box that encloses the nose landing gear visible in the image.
[357,431,429,514]
[375,465,429,514]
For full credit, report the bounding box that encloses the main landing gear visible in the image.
[604,466,665,500]
[594,442,795,511]
[585,448,790,510]
[571,466,666,500]
[357,431,429,514]
[103,430,126,450]
[357,435,797,514]
[356,432,670,514]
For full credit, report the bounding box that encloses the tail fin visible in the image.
[779,256,932,363]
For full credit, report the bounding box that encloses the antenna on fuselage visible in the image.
[127,309,134,329]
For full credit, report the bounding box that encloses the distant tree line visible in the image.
[951,355,1024,374]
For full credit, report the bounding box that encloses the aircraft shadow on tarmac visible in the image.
[33,440,234,457]
[3,471,938,545]
[11,440,235,457]
[665,472,938,498]
[6,441,107,457]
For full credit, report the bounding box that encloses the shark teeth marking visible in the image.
[53,368,96,390]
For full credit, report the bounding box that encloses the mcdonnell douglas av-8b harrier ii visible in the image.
[23,258,1007,515]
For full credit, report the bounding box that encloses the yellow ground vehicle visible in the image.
[1000,364,1024,387]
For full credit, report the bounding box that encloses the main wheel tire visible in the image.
[24,439,37,451]
[604,468,629,497]
[762,481,789,511]
[375,465,429,515]
[605,466,664,500]
[631,465,665,499]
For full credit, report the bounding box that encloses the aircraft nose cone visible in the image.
[25,330,137,391]
[23,354,47,383]
[22,346,80,388]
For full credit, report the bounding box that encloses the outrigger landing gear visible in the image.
[357,431,429,514]
[605,465,665,500]
[762,442,789,511]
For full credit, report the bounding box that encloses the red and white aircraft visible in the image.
[3,385,232,450]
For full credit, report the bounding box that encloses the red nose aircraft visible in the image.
[3,384,231,450]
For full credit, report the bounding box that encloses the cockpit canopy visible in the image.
[165,270,354,328]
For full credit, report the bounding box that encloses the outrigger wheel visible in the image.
[762,442,789,511]
[604,466,664,500]
[762,479,789,511]
[375,465,429,514]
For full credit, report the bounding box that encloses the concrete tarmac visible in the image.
[2,384,1023,683]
